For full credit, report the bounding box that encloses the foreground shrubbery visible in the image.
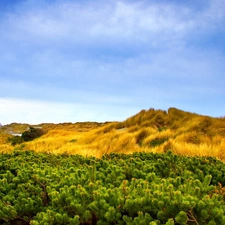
[1,151,225,224]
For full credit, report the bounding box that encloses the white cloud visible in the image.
[0,98,138,125]
[0,78,133,105]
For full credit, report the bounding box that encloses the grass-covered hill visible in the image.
[1,107,225,160]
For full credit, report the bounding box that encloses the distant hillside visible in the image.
[0,123,30,134]
[1,107,225,161]
[0,122,106,134]
[39,122,108,132]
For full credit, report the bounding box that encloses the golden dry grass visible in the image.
[0,133,14,153]
[1,107,225,161]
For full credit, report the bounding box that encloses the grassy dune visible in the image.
[1,107,225,160]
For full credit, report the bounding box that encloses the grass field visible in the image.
[1,107,225,161]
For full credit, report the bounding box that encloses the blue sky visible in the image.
[0,0,225,124]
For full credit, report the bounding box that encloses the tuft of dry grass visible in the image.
[1,107,225,161]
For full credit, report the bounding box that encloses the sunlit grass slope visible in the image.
[1,107,225,161]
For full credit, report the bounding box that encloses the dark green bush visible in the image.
[7,127,44,145]
[21,127,44,142]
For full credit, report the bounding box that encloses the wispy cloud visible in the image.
[2,0,224,49]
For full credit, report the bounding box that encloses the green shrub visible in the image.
[150,137,168,147]
[69,139,77,143]
[7,127,44,145]
[22,127,44,142]
[1,151,225,224]
[7,136,23,146]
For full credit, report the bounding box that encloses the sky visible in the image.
[0,0,225,125]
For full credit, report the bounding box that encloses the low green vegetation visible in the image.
[21,127,44,142]
[7,127,44,146]
[149,137,169,147]
[1,150,225,224]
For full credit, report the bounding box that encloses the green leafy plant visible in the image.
[1,151,225,224]
[22,127,44,142]
[7,136,23,146]
[7,127,44,146]
[149,137,168,147]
